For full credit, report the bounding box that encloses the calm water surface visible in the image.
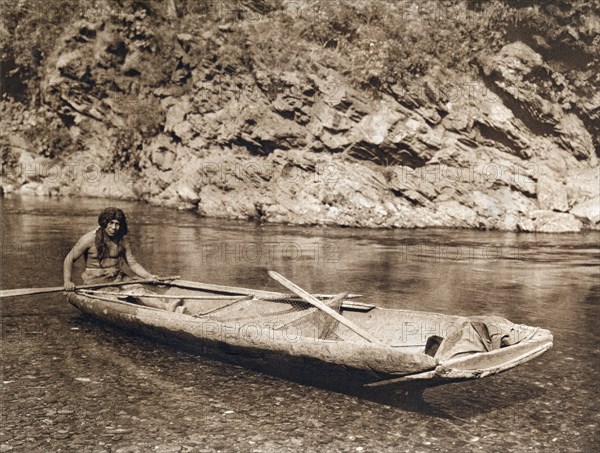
[1,196,598,452]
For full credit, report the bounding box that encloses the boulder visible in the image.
[176,184,200,205]
[497,213,519,231]
[529,210,583,233]
[356,105,403,146]
[537,175,569,212]
[571,196,600,225]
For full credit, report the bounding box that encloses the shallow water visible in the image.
[1,196,598,452]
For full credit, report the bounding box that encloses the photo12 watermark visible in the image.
[392,80,525,105]
[196,160,340,184]
[396,161,539,187]
[198,241,340,264]
[395,242,532,264]
[1,160,135,186]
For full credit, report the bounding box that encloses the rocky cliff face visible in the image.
[1,0,598,232]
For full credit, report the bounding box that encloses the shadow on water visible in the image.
[70,313,546,421]
[3,197,598,451]
[320,377,546,421]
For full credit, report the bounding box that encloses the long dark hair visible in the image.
[95,207,128,264]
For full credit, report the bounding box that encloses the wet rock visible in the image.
[154,445,182,453]
[528,211,583,233]
[115,446,142,453]
[105,428,133,434]
[435,201,479,227]
[176,185,200,205]
[496,213,518,231]
[53,431,71,440]
[18,182,40,195]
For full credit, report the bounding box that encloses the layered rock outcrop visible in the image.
[1,1,598,232]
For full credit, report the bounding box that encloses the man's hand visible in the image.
[146,275,180,284]
[64,281,76,291]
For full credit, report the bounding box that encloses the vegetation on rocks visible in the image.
[1,0,598,231]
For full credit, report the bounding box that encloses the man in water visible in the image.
[63,207,181,311]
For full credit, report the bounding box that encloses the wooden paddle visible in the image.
[0,276,181,299]
[267,270,380,344]
[170,279,364,301]
[79,288,374,312]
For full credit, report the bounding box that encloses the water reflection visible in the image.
[1,196,598,452]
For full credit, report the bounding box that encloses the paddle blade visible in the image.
[0,276,181,299]
[267,270,379,343]
[0,287,64,298]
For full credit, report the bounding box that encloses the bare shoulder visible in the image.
[77,229,98,248]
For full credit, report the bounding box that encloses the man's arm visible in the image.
[122,238,156,280]
[63,231,93,290]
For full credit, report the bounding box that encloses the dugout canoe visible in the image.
[66,279,553,390]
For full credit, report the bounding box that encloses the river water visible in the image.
[1,196,598,452]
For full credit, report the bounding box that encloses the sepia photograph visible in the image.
[1,1,598,452]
